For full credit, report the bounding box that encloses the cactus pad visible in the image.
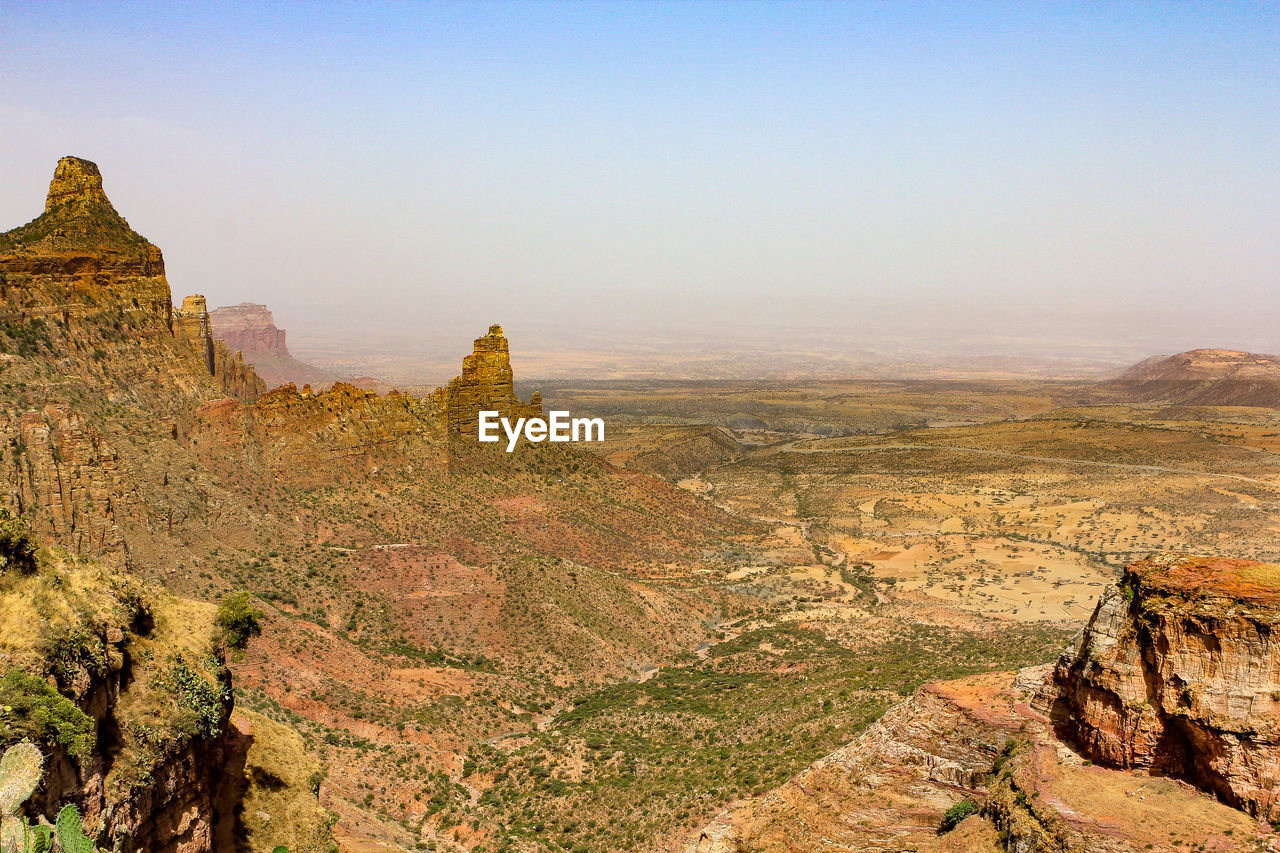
[0,742,43,816]
[55,805,95,853]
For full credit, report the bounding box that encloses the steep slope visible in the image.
[208,303,336,389]
[1048,554,1280,820]
[688,557,1280,853]
[0,514,331,853]
[0,157,265,558]
[0,156,761,848]
[1113,349,1280,406]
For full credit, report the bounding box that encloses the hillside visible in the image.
[689,556,1280,852]
[1113,349,1280,406]
[0,156,764,849]
[0,512,332,852]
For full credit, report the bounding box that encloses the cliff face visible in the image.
[0,158,266,556]
[0,156,265,406]
[207,303,288,359]
[689,557,1280,853]
[0,403,128,554]
[688,664,1273,853]
[1048,554,1280,820]
[207,302,335,389]
[434,324,542,436]
[0,547,233,853]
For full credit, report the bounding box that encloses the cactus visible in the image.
[0,742,43,815]
[27,824,51,853]
[0,742,43,853]
[53,807,92,853]
[0,742,99,853]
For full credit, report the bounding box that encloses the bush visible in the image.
[216,591,263,651]
[0,668,95,759]
[941,798,980,831]
[158,655,226,739]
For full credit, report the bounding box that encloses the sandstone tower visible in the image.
[438,324,542,436]
[0,156,265,401]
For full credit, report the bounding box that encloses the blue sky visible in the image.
[1,2,1277,356]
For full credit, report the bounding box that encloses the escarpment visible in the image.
[207,302,334,389]
[0,532,234,853]
[0,156,265,406]
[688,557,1280,853]
[0,158,266,556]
[1047,554,1280,820]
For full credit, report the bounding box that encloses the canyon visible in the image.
[2,156,1280,853]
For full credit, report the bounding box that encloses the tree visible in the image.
[216,591,263,652]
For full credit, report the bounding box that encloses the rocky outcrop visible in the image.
[207,303,287,359]
[45,656,233,853]
[0,403,127,554]
[1,552,235,853]
[0,156,171,318]
[207,302,334,389]
[434,324,542,437]
[189,382,446,488]
[688,557,1280,852]
[688,662,1274,853]
[1047,554,1280,820]
[0,157,265,405]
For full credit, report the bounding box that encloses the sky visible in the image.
[1,1,1278,368]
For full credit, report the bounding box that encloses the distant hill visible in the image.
[1112,348,1280,406]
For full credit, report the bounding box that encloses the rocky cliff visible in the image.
[434,324,542,436]
[0,156,265,406]
[0,158,267,557]
[0,527,233,853]
[207,303,333,389]
[1048,554,1280,821]
[207,303,288,359]
[688,557,1280,852]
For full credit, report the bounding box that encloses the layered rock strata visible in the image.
[1048,554,1280,820]
[689,556,1280,852]
[434,324,542,436]
[207,303,288,359]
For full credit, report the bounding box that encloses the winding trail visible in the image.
[782,442,1280,490]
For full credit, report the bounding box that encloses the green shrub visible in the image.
[0,669,95,759]
[941,798,980,831]
[0,512,38,577]
[158,655,226,739]
[216,591,263,651]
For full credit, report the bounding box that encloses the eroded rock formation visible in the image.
[0,156,265,404]
[435,324,542,436]
[0,403,127,554]
[207,303,288,358]
[688,556,1280,853]
[1048,554,1280,820]
[207,302,335,389]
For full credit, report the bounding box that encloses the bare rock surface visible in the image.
[687,558,1280,852]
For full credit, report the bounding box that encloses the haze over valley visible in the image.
[2,4,1279,853]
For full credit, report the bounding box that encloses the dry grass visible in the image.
[217,708,334,853]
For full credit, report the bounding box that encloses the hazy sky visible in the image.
[2,1,1278,360]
